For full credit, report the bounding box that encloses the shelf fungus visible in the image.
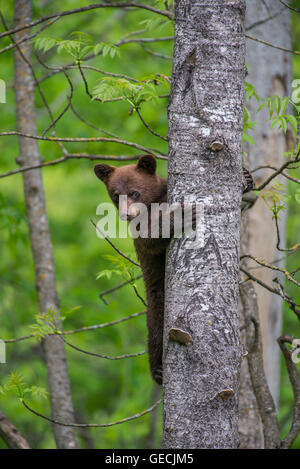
[218,389,234,400]
[168,328,193,346]
[210,141,224,152]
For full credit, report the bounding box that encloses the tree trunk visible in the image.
[13,0,79,449]
[163,0,246,449]
[238,215,264,448]
[0,410,31,449]
[245,0,292,405]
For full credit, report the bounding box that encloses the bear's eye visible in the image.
[130,191,140,200]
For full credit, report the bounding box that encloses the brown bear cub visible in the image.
[94,155,168,385]
[94,155,253,385]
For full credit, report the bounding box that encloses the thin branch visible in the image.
[246,33,300,55]
[140,44,172,60]
[0,3,173,41]
[278,335,300,448]
[241,254,300,289]
[274,213,300,253]
[246,7,285,32]
[240,267,300,320]
[0,410,31,449]
[0,130,168,156]
[255,158,298,192]
[4,311,146,344]
[41,71,73,137]
[279,0,300,13]
[136,108,168,142]
[99,275,143,304]
[239,282,280,448]
[36,36,173,84]
[22,398,162,428]
[91,219,141,268]
[0,16,61,56]
[0,154,148,180]
[62,336,147,360]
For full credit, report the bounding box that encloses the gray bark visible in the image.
[245,0,292,405]
[0,410,31,449]
[163,0,246,449]
[238,215,264,448]
[13,0,79,449]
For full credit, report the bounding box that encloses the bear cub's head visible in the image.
[94,154,166,221]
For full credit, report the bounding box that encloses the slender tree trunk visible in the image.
[238,216,264,448]
[13,0,79,449]
[238,1,292,447]
[0,410,31,449]
[163,0,246,449]
[245,0,292,405]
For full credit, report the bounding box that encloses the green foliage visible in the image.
[1,1,169,448]
[92,78,143,102]
[0,372,47,400]
[261,181,291,219]
[29,306,82,340]
[92,74,169,106]
[243,106,257,145]
[258,95,299,135]
[139,18,172,32]
[35,32,120,62]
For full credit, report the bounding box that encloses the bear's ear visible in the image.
[137,154,156,175]
[94,164,115,183]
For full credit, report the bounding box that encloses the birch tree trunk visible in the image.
[245,0,292,404]
[163,0,246,449]
[14,0,79,449]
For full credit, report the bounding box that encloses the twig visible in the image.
[99,276,143,304]
[0,3,173,41]
[0,16,61,56]
[241,254,300,288]
[4,311,146,343]
[0,131,167,156]
[136,108,168,142]
[62,336,146,360]
[91,219,141,267]
[0,410,31,449]
[246,33,300,55]
[277,335,300,448]
[22,398,162,428]
[239,282,280,448]
[279,0,300,13]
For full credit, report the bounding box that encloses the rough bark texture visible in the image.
[240,282,280,449]
[238,215,264,449]
[245,0,292,404]
[163,0,246,449]
[0,410,31,449]
[14,0,79,449]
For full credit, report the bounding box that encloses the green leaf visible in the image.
[257,100,269,112]
[242,134,256,145]
[281,96,290,114]
[286,114,298,135]
[34,37,57,53]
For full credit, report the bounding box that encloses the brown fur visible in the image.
[94,155,252,385]
[94,155,169,384]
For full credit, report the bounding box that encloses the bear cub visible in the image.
[94,155,253,385]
